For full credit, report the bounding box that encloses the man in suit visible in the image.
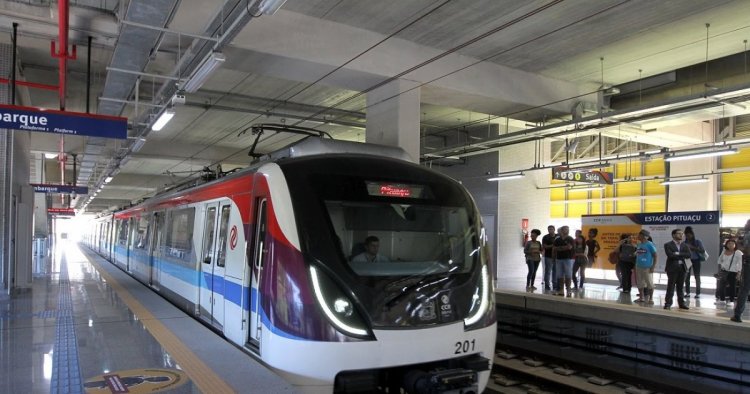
[663,228,692,310]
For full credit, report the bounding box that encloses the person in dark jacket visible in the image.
[663,229,692,310]
[683,226,706,298]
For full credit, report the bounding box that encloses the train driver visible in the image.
[352,235,390,263]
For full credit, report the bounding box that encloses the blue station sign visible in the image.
[0,104,127,139]
[32,183,89,195]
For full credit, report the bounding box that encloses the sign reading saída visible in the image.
[552,166,613,185]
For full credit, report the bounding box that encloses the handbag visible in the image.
[608,250,618,265]
[714,252,736,281]
[699,249,709,261]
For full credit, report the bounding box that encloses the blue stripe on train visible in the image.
[107,248,304,340]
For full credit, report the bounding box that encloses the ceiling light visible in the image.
[660,178,709,186]
[182,52,225,93]
[488,173,525,182]
[151,109,175,131]
[44,153,58,159]
[132,137,146,152]
[254,0,288,15]
[665,148,737,161]
[104,177,113,183]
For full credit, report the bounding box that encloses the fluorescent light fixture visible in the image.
[119,156,131,167]
[665,148,737,161]
[715,137,750,146]
[151,109,175,131]
[488,173,525,182]
[44,153,58,159]
[132,137,146,152]
[660,178,709,186]
[104,177,113,183]
[255,0,288,15]
[569,185,605,192]
[182,52,225,93]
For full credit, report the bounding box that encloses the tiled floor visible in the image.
[0,240,293,394]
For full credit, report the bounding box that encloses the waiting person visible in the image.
[634,230,657,304]
[683,226,706,298]
[553,226,575,297]
[616,233,637,293]
[352,236,390,263]
[572,230,588,291]
[731,219,750,323]
[716,239,742,306]
[541,225,557,291]
[664,228,691,310]
[524,229,543,290]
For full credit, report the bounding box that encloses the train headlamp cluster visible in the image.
[310,266,371,338]
[464,264,489,327]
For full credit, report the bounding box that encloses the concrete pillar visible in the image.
[365,79,420,162]
[496,141,551,285]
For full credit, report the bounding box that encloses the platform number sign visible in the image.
[229,225,238,250]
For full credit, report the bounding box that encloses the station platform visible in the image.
[0,241,295,393]
[494,277,750,393]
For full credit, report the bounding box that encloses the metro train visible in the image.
[84,129,496,393]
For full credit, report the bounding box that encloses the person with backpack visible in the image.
[616,233,637,294]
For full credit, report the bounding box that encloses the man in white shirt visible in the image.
[352,236,390,263]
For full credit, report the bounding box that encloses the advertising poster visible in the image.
[582,211,720,272]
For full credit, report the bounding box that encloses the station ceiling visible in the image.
[2,0,750,212]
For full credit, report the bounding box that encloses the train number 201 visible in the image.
[454,339,476,354]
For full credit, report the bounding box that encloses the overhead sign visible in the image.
[552,166,613,185]
[32,183,88,194]
[48,208,76,216]
[0,104,127,139]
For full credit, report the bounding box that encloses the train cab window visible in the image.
[216,205,231,267]
[325,201,475,277]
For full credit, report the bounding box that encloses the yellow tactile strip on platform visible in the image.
[86,254,235,394]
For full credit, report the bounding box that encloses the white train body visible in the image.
[85,138,496,393]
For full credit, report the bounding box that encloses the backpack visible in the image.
[619,243,636,262]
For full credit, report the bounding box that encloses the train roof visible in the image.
[109,136,414,216]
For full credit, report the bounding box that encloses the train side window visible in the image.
[252,199,268,269]
[135,215,150,249]
[202,206,217,264]
[165,207,196,263]
[117,219,129,247]
[216,205,231,267]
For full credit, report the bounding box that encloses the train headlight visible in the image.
[333,299,353,317]
[464,264,490,328]
[310,266,372,338]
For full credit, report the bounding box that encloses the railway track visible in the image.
[486,349,661,394]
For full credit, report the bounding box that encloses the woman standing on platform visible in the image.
[716,239,741,306]
[524,229,543,290]
[684,226,706,298]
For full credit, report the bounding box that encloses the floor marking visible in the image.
[51,251,84,394]
[83,249,235,394]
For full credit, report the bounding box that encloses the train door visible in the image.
[248,198,268,351]
[149,212,164,289]
[199,202,228,329]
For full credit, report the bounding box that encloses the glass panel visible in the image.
[165,208,196,262]
[202,207,217,264]
[134,216,151,250]
[216,205,231,267]
[325,201,475,277]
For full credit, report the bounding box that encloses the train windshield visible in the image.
[325,200,475,277]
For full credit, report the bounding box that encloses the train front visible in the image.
[269,155,496,393]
